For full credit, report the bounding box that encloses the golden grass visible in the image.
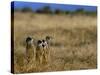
[13,12,97,73]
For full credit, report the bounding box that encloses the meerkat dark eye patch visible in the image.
[42,44,45,47]
[42,39,46,43]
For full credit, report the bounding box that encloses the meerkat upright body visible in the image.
[26,36,36,63]
[36,40,44,64]
[42,39,49,64]
[45,36,52,62]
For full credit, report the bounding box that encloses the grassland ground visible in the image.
[13,12,97,73]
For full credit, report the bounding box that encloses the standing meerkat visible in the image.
[36,40,44,64]
[42,39,49,64]
[43,36,53,63]
[26,36,36,63]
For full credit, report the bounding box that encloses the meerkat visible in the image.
[25,36,36,63]
[45,36,53,47]
[42,39,49,64]
[36,40,44,64]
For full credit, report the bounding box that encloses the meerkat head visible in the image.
[37,40,42,46]
[46,36,51,41]
[26,36,34,46]
[37,40,43,49]
[45,36,53,45]
[42,39,48,48]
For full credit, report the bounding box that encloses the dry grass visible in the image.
[13,12,97,73]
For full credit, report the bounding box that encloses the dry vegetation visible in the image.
[13,12,97,73]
